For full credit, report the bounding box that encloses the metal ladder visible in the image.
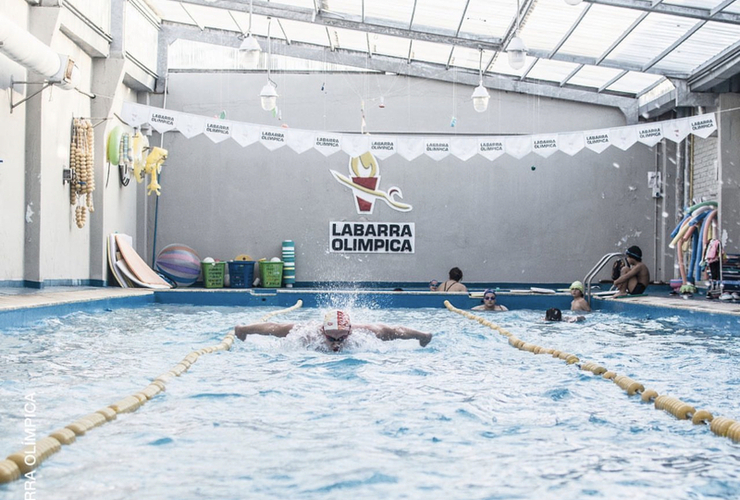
[583,252,625,305]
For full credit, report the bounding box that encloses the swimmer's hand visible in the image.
[418,333,432,347]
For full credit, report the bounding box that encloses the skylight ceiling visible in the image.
[145,0,740,105]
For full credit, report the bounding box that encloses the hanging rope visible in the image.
[443,300,739,444]
[0,300,304,484]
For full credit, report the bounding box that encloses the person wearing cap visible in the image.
[614,245,650,296]
[429,280,440,291]
[472,289,508,311]
[569,281,591,312]
[235,309,432,352]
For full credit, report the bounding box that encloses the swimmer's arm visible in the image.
[366,324,433,347]
[235,322,294,341]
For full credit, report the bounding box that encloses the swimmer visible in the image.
[569,281,591,312]
[235,309,432,352]
[544,308,584,323]
[437,267,468,292]
[472,289,508,311]
[429,280,440,291]
[614,246,650,296]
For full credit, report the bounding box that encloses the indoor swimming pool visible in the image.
[1,301,738,499]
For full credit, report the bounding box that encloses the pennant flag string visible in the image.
[120,102,717,162]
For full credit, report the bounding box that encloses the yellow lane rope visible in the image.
[0,300,304,484]
[443,300,740,445]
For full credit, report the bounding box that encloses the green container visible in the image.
[259,261,284,288]
[201,262,226,288]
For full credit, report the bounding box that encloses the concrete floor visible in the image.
[1,286,740,317]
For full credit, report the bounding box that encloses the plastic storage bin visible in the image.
[228,260,255,288]
[259,261,284,288]
[201,262,226,288]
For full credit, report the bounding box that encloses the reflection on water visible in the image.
[1,304,739,500]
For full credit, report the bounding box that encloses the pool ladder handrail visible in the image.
[584,252,625,305]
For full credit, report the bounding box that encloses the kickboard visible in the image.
[613,293,648,299]
[116,260,171,290]
[114,234,171,288]
[108,233,132,288]
[530,287,557,294]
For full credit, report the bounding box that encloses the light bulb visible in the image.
[239,35,262,66]
[260,82,278,111]
[507,35,527,70]
[471,83,490,113]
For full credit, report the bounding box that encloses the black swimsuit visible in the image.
[630,283,646,295]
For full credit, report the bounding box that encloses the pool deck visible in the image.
[1,286,740,317]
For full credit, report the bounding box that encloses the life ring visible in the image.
[107,125,123,165]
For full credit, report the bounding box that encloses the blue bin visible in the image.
[228,261,255,288]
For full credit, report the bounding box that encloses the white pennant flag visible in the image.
[369,136,397,159]
[231,122,260,147]
[314,133,342,156]
[341,135,371,157]
[424,138,451,161]
[286,129,314,154]
[203,119,232,143]
[662,117,691,143]
[584,129,611,153]
[259,127,287,151]
[148,108,178,133]
[608,125,637,151]
[504,136,532,159]
[532,134,559,158]
[174,112,205,139]
[636,123,663,147]
[557,131,585,156]
[121,102,150,128]
[397,136,425,161]
[689,113,717,138]
[450,137,478,161]
[478,137,505,161]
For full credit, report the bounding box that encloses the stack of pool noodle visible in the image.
[668,201,718,289]
[282,240,295,287]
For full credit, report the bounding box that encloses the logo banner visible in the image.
[584,129,611,153]
[557,131,585,156]
[532,134,559,158]
[424,138,451,161]
[478,138,505,161]
[689,113,717,139]
[203,119,232,143]
[329,221,415,253]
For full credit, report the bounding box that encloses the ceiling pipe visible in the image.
[0,12,80,89]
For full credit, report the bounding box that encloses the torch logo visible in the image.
[330,152,412,214]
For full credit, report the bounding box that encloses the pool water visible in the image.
[1,303,739,500]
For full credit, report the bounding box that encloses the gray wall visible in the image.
[149,72,659,285]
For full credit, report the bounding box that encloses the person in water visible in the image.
[472,289,508,311]
[437,267,468,292]
[614,245,650,296]
[544,308,584,323]
[235,309,433,352]
[569,281,591,312]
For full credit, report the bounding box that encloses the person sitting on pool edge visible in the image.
[614,245,650,296]
[544,308,584,323]
[437,267,468,292]
[472,289,508,311]
[235,309,433,352]
[569,281,591,312]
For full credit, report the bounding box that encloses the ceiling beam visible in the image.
[174,0,505,50]
[688,38,740,91]
[159,22,638,116]
[584,0,740,25]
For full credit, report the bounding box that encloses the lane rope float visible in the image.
[0,300,304,484]
[443,300,739,445]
